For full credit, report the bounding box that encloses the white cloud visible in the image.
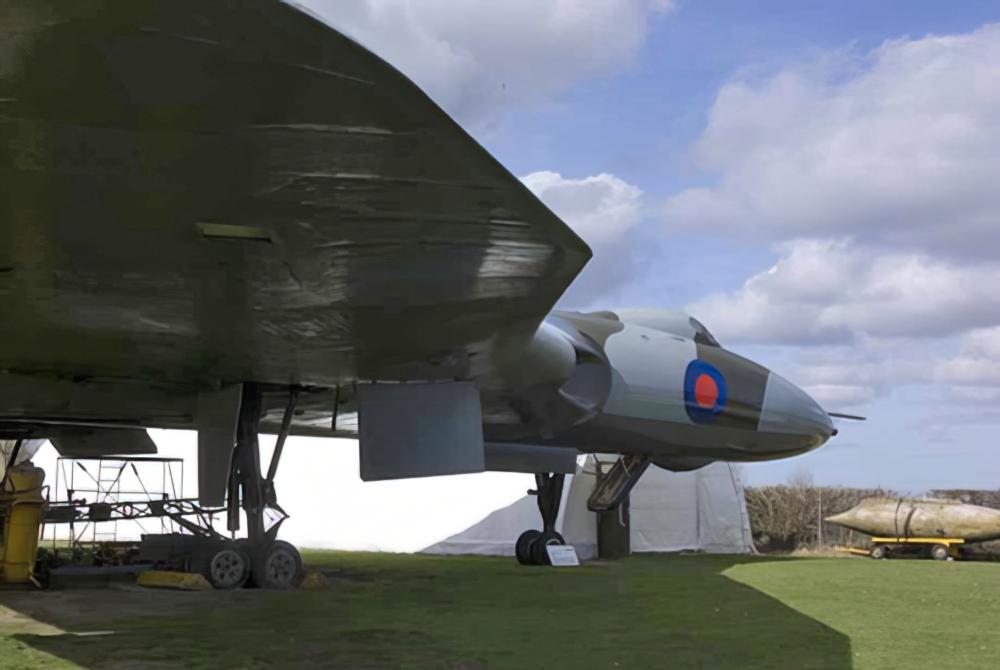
[792,351,930,391]
[665,22,1000,430]
[521,171,645,306]
[689,239,1000,345]
[944,384,1000,404]
[522,171,643,246]
[299,0,672,128]
[936,327,1000,386]
[803,384,876,409]
[667,24,1000,424]
[663,24,1000,259]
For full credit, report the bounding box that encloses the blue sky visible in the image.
[487,1,1000,185]
[307,1,1000,492]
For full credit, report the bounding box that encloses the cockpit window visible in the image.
[689,317,720,347]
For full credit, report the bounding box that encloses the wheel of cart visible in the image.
[869,544,888,560]
[930,544,950,561]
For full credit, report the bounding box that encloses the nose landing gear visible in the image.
[514,454,654,566]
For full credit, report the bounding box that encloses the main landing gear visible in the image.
[215,383,304,589]
[515,473,567,566]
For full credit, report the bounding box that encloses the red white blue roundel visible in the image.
[684,359,728,424]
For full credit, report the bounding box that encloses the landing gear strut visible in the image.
[515,473,566,566]
[223,383,304,589]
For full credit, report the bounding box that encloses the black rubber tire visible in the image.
[250,540,304,589]
[207,546,251,590]
[870,544,887,560]
[930,544,949,561]
[515,530,542,565]
[530,531,566,566]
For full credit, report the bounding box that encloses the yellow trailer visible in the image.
[836,538,964,560]
[834,545,871,557]
[868,537,963,561]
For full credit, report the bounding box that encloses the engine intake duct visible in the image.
[486,320,613,440]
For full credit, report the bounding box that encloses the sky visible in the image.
[35,1,1000,552]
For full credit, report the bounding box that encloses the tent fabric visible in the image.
[0,439,45,482]
[417,477,598,558]
[421,459,754,557]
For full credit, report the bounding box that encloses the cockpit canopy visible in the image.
[689,317,720,347]
[612,309,721,347]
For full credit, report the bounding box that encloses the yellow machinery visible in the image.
[0,463,46,584]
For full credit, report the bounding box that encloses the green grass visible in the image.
[0,552,998,669]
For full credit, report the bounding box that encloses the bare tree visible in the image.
[746,482,897,551]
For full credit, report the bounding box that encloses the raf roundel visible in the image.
[694,374,719,408]
[684,360,728,424]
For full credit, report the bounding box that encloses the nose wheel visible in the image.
[515,473,567,566]
[515,530,541,565]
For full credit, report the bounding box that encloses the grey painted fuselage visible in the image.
[481,309,835,469]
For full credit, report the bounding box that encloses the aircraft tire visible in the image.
[250,541,304,589]
[930,544,949,561]
[207,546,251,590]
[516,530,542,565]
[530,530,565,566]
[869,544,887,560]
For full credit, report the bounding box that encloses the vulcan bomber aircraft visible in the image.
[0,0,841,581]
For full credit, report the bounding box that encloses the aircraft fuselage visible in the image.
[484,309,835,469]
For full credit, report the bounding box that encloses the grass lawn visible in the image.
[0,551,997,669]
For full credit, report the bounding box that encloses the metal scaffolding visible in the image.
[43,456,192,548]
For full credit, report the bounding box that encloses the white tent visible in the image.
[421,459,754,558]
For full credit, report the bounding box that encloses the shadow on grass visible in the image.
[0,553,852,669]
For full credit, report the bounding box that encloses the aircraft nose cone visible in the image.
[824,510,854,526]
[759,373,834,449]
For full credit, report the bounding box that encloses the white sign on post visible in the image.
[546,544,580,567]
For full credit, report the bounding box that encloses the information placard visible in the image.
[546,545,580,567]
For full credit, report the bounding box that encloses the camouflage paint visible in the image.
[0,0,590,390]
